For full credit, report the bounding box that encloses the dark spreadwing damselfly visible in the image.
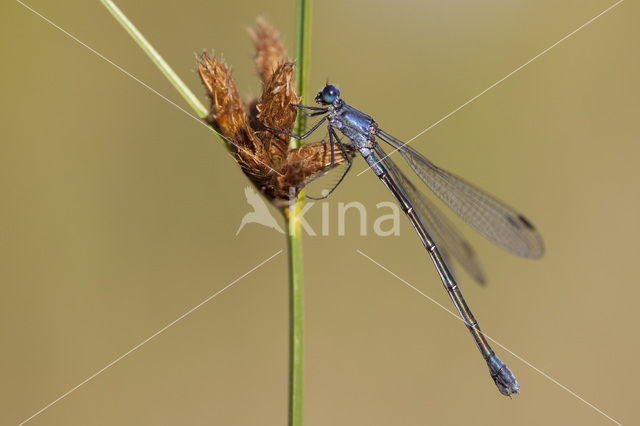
[269,84,544,396]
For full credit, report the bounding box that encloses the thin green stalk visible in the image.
[288,1,311,425]
[100,0,231,150]
[101,1,310,423]
[292,0,312,147]
[100,0,206,117]
[287,193,304,426]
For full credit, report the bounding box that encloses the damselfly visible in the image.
[270,84,544,396]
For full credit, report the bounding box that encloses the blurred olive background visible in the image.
[2,0,638,425]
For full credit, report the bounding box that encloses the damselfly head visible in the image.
[315,84,340,104]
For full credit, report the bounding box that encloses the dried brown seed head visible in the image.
[254,62,300,166]
[197,52,247,140]
[198,19,354,204]
[197,52,275,191]
[249,17,288,84]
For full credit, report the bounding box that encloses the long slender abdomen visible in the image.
[375,165,520,396]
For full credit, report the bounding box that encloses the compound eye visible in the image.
[322,85,340,103]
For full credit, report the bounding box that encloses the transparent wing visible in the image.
[377,130,544,258]
[375,144,487,284]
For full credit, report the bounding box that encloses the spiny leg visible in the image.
[265,115,328,140]
[297,109,329,118]
[264,108,350,198]
[295,124,337,189]
[294,104,329,117]
[307,127,352,200]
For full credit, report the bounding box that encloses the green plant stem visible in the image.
[101,1,310,423]
[100,0,208,119]
[100,0,233,150]
[288,1,311,425]
[100,0,231,150]
[287,195,304,426]
[292,0,312,146]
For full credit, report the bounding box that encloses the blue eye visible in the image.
[321,85,340,103]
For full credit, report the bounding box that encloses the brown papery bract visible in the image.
[249,17,288,84]
[198,19,353,205]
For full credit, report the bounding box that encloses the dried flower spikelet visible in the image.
[197,52,275,191]
[249,17,288,83]
[197,18,355,204]
[197,53,247,139]
[257,62,299,130]
[254,62,299,165]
